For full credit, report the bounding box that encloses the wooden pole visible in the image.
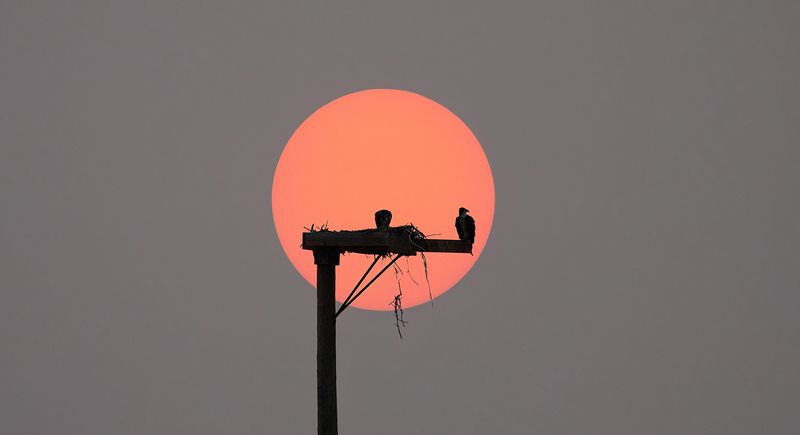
[302,228,471,435]
[314,248,339,435]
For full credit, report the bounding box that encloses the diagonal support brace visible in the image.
[340,255,380,309]
[335,254,403,318]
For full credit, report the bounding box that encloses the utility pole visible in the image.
[303,227,471,435]
[314,248,339,435]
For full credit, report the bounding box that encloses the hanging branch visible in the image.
[404,256,419,286]
[390,282,408,338]
[420,252,432,304]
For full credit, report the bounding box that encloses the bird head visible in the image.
[459,207,469,216]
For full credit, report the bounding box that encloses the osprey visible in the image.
[375,209,392,230]
[455,207,475,244]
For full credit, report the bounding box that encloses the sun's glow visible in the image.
[272,89,494,310]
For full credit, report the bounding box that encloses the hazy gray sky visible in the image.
[2,2,799,434]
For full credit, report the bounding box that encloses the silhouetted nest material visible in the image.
[390,293,408,338]
[303,222,330,232]
[386,224,427,256]
[305,223,429,257]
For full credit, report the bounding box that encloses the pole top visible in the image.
[313,248,341,266]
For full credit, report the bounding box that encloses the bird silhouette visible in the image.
[455,207,475,245]
[375,209,392,230]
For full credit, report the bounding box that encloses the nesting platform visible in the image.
[302,226,472,256]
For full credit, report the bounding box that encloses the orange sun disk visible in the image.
[272,89,494,310]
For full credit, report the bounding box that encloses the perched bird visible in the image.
[375,209,392,230]
[455,207,475,244]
